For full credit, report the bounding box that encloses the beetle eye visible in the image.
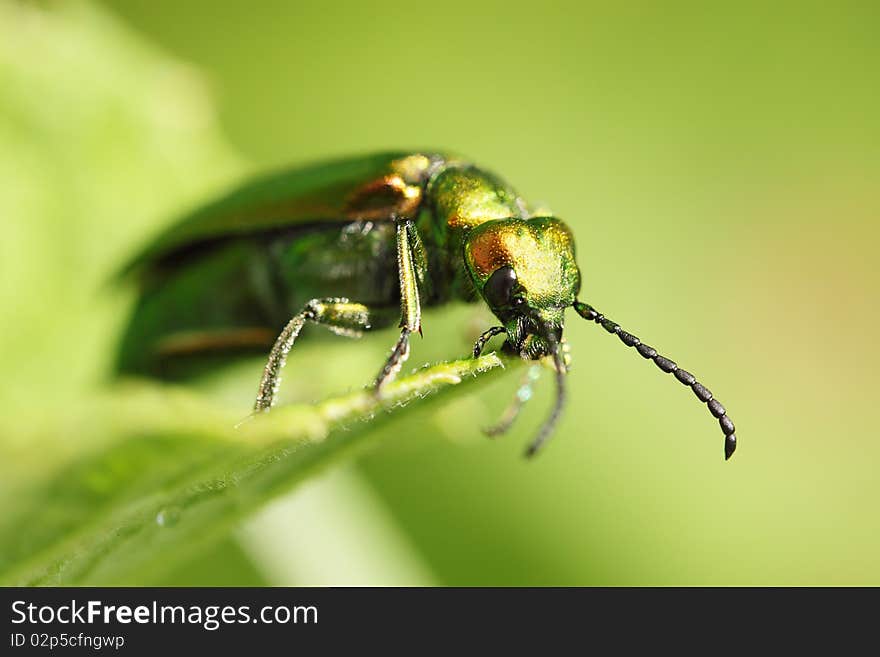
[483,265,518,309]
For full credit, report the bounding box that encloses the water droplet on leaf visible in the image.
[156,506,181,527]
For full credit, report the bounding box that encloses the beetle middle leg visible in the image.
[373,219,426,393]
[254,297,372,412]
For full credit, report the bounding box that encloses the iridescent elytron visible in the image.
[119,152,737,458]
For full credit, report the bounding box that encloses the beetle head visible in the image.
[464,217,581,358]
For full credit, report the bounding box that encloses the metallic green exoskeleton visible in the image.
[119,152,737,458]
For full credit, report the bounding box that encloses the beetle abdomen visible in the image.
[117,222,403,379]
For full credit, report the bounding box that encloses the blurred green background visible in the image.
[1,0,878,585]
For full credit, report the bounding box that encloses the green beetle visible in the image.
[119,151,736,458]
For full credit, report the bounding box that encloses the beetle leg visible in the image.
[472,325,506,358]
[373,219,425,392]
[396,219,422,335]
[407,219,432,301]
[254,297,370,412]
[373,327,411,393]
[485,365,542,437]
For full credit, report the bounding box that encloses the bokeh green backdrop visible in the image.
[1,0,878,585]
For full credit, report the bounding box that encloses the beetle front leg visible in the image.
[485,364,542,437]
[254,297,371,412]
[373,219,425,392]
[473,326,506,358]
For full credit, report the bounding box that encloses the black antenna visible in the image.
[573,301,737,460]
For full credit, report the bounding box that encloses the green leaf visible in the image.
[0,354,507,585]
[0,2,515,587]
